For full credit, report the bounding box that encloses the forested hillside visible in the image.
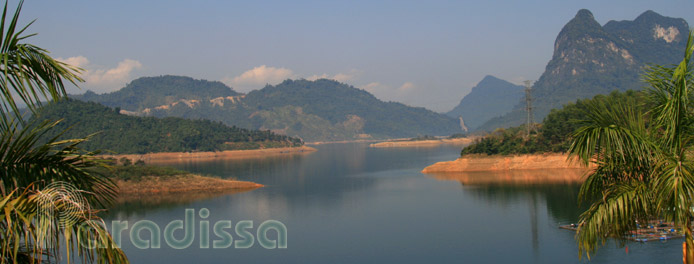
[74,75,239,112]
[31,100,302,154]
[475,10,688,131]
[77,77,463,141]
[462,90,643,155]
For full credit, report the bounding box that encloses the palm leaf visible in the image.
[570,31,694,261]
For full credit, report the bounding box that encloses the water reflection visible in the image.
[103,144,681,263]
[427,169,587,185]
[105,189,255,218]
[426,169,589,225]
[426,169,590,261]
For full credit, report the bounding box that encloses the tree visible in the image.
[568,31,694,263]
[0,1,127,263]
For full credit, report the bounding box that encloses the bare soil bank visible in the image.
[370,138,475,148]
[100,146,316,164]
[116,174,263,194]
[421,153,589,173]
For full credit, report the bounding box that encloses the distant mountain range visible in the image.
[75,76,462,142]
[446,75,524,131]
[72,9,688,139]
[32,100,302,154]
[450,9,689,132]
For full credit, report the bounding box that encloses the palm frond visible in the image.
[568,95,656,170]
[0,118,117,208]
[0,0,83,129]
[575,179,653,259]
[0,187,127,264]
[0,1,125,263]
[652,155,694,225]
[570,31,694,261]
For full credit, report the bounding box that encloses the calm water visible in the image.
[106,143,681,263]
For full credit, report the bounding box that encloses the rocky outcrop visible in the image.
[476,10,689,132]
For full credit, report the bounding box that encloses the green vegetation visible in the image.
[92,158,189,181]
[75,75,238,111]
[105,165,187,181]
[448,133,467,139]
[603,10,689,66]
[78,78,463,141]
[31,99,302,154]
[475,10,688,131]
[244,79,461,139]
[408,135,439,141]
[568,32,694,262]
[0,1,127,262]
[461,90,643,155]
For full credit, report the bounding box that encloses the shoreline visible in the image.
[116,174,263,194]
[370,137,474,148]
[422,153,590,173]
[99,146,316,163]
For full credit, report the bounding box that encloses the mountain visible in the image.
[446,75,524,131]
[76,77,462,141]
[75,75,238,112]
[476,9,689,131]
[31,100,302,154]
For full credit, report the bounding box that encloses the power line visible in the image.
[524,80,535,137]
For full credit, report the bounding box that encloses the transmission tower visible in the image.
[524,80,535,137]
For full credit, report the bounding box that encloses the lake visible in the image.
[106,143,681,263]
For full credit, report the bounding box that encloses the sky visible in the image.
[16,0,694,112]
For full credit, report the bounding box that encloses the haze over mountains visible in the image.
[450,9,689,132]
[446,76,524,131]
[75,76,462,142]
[68,9,691,142]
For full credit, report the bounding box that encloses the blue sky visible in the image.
[17,0,694,112]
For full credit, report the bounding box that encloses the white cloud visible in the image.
[60,56,89,68]
[222,65,295,93]
[306,69,360,83]
[57,56,143,93]
[363,81,417,94]
[223,66,363,92]
[398,82,415,92]
[362,82,388,93]
[85,59,142,84]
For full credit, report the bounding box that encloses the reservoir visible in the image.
[106,143,681,263]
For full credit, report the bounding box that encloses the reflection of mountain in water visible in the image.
[160,143,377,206]
[426,169,589,224]
[103,189,255,218]
[110,143,458,217]
[427,169,589,257]
[107,143,465,218]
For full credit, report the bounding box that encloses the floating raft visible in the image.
[559,222,685,242]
